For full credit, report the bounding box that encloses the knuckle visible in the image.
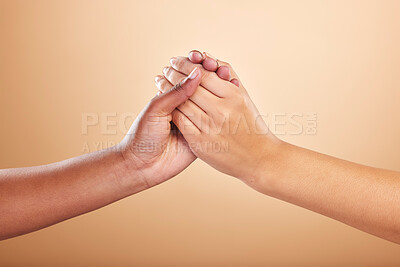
[231,91,246,107]
[157,78,167,90]
[161,83,170,92]
[200,68,211,80]
[160,85,168,93]
[165,67,173,78]
[172,110,181,123]
[175,57,185,70]
[178,100,188,110]
[173,112,187,128]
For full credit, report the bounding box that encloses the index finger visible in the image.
[188,50,219,72]
[188,50,204,64]
[170,56,232,98]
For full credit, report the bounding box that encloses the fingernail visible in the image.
[170,57,177,66]
[188,67,199,80]
[163,67,168,75]
[203,52,217,60]
[189,50,204,59]
[154,76,162,83]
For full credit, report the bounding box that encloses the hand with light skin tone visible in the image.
[156,55,280,183]
[0,67,201,240]
[155,50,400,244]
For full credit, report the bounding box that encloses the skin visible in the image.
[155,50,400,244]
[0,67,202,240]
[2,49,400,245]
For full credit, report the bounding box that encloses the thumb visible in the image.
[150,67,201,116]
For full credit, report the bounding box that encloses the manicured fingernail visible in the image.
[170,57,177,66]
[231,78,240,87]
[188,67,199,79]
[163,67,168,75]
[154,76,162,83]
[203,52,217,60]
[189,50,204,59]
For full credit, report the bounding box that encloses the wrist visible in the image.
[112,143,151,195]
[247,137,291,195]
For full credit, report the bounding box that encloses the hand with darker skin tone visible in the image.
[0,67,201,240]
[121,68,201,188]
[3,48,400,246]
[155,50,400,244]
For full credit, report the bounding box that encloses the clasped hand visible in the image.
[119,50,279,191]
[3,50,399,243]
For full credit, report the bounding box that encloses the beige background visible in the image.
[1,0,400,266]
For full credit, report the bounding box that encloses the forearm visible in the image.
[255,142,400,243]
[0,146,146,240]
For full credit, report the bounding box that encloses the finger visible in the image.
[187,50,204,64]
[201,52,242,86]
[187,50,219,72]
[216,65,231,81]
[149,67,201,116]
[188,51,241,87]
[169,57,231,97]
[155,75,171,93]
[155,74,209,130]
[155,75,173,93]
[186,52,239,87]
[215,59,242,85]
[163,66,186,85]
[231,78,240,87]
[172,109,200,136]
[162,66,220,114]
[215,66,240,87]
[177,99,211,133]
[202,52,219,72]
